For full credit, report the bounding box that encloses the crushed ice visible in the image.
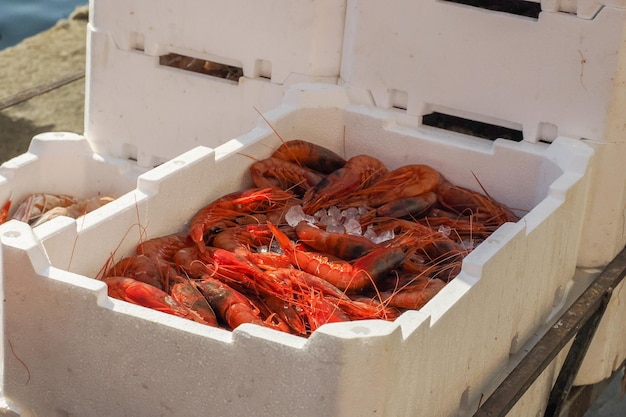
[285,205,315,226]
[285,204,395,243]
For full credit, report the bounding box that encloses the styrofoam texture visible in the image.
[89,0,346,83]
[576,141,626,267]
[543,0,626,19]
[340,2,626,145]
[0,131,144,219]
[85,27,339,167]
[574,268,626,385]
[567,141,626,385]
[476,268,603,415]
[0,85,594,416]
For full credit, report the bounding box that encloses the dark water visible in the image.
[0,0,87,50]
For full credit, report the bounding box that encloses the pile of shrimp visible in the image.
[99,140,519,337]
[0,193,115,227]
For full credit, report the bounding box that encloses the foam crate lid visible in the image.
[89,0,347,82]
[341,1,626,144]
[0,84,594,416]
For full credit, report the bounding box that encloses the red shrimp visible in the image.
[250,157,324,196]
[302,293,351,332]
[105,255,164,290]
[268,268,349,301]
[0,199,11,224]
[420,208,491,240]
[302,154,388,213]
[268,268,392,321]
[253,292,306,335]
[271,139,347,174]
[267,221,406,292]
[211,224,292,269]
[173,246,216,279]
[211,224,273,252]
[365,217,465,279]
[136,232,194,291]
[196,277,267,330]
[374,192,438,219]
[188,187,295,251]
[210,248,287,296]
[103,276,209,324]
[170,280,219,327]
[436,179,519,227]
[380,275,446,310]
[294,221,380,261]
[355,164,442,208]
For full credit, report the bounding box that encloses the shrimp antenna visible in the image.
[254,106,286,145]
[471,171,495,201]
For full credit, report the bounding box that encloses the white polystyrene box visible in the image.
[89,0,346,83]
[0,132,144,218]
[340,0,626,277]
[85,26,339,168]
[576,141,626,267]
[341,2,626,146]
[0,85,594,416]
[340,2,625,386]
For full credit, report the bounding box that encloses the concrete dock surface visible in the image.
[0,6,87,164]
[0,5,624,417]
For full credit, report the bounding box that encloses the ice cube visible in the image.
[285,205,315,227]
[344,218,363,236]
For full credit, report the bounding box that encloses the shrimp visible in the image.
[420,209,491,240]
[210,248,287,296]
[380,275,446,310]
[252,292,305,335]
[12,193,77,225]
[212,224,292,269]
[294,221,380,261]
[366,217,466,280]
[267,221,406,292]
[196,276,267,330]
[302,293,351,332]
[170,280,219,327]
[351,164,441,208]
[29,195,115,227]
[399,248,463,282]
[436,179,519,227]
[105,255,164,290]
[271,139,346,174]
[102,276,209,324]
[303,154,388,213]
[173,246,218,279]
[188,187,295,251]
[267,267,354,332]
[0,199,11,224]
[267,268,351,302]
[268,268,392,321]
[374,192,438,219]
[250,157,324,197]
[136,232,194,292]
[211,224,273,252]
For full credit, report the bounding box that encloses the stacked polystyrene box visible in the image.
[85,0,347,167]
[0,1,625,417]
[340,0,626,393]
